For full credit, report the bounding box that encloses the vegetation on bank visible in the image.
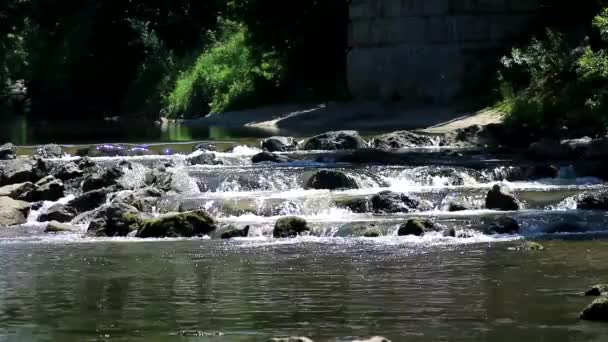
[0,0,346,120]
[498,3,608,138]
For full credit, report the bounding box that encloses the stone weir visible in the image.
[347,0,539,103]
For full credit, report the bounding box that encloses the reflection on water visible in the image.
[0,116,283,145]
[0,240,607,341]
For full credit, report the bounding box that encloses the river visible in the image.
[1,126,608,341]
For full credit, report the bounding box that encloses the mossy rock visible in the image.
[221,225,250,239]
[523,241,545,251]
[398,219,437,236]
[45,221,76,233]
[87,203,143,237]
[137,210,217,238]
[580,297,608,322]
[334,197,369,213]
[363,228,382,238]
[585,284,608,296]
[273,217,310,238]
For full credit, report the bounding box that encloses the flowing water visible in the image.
[1,140,608,341]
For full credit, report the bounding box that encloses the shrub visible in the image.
[165,21,283,118]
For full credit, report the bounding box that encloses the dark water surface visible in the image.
[1,239,607,342]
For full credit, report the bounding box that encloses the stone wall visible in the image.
[347,0,540,103]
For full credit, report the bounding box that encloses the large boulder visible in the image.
[585,284,608,296]
[0,157,46,185]
[273,217,310,238]
[110,187,162,212]
[32,176,64,202]
[305,170,358,190]
[0,182,36,201]
[66,188,108,214]
[52,162,84,181]
[87,203,143,237]
[82,166,124,192]
[0,197,31,226]
[137,210,217,238]
[38,204,75,223]
[252,152,294,164]
[485,184,520,211]
[262,137,297,152]
[0,143,17,160]
[575,191,608,210]
[371,131,439,149]
[334,197,370,213]
[484,217,520,235]
[302,131,367,151]
[371,191,425,214]
[580,297,608,322]
[35,144,63,158]
[398,219,440,236]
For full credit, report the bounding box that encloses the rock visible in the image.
[35,144,62,158]
[145,167,174,192]
[110,187,162,212]
[585,284,608,296]
[305,170,358,190]
[580,297,608,322]
[273,217,310,238]
[0,182,36,201]
[351,338,391,342]
[87,203,143,237]
[334,197,369,213]
[363,227,382,237]
[269,337,314,342]
[448,201,471,212]
[332,148,403,164]
[45,221,76,233]
[494,165,560,181]
[33,176,64,201]
[66,188,108,214]
[528,139,572,160]
[82,166,124,192]
[53,162,84,181]
[523,241,545,251]
[371,191,425,214]
[221,225,250,239]
[586,136,608,159]
[485,184,520,211]
[443,227,457,237]
[575,191,608,210]
[398,219,438,236]
[262,137,297,152]
[0,157,46,185]
[78,157,98,172]
[0,143,17,160]
[302,130,367,151]
[485,217,520,235]
[371,131,439,149]
[192,142,217,152]
[38,204,75,223]
[0,197,30,226]
[252,152,294,164]
[137,210,217,238]
[187,152,222,166]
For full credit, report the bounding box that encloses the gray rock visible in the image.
[262,137,297,152]
[0,157,46,186]
[0,182,36,201]
[575,191,608,210]
[33,176,64,201]
[484,217,520,235]
[273,217,310,238]
[363,227,382,237]
[305,170,358,190]
[252,152,294,164]
[45,221,76,233]
[334,197,369,213]
[66,188,108,214]
[35,144,63,158]
[221,225,250,239]
[580,297,608,322]
[110,187,162,212]
[82,166,124,192]
[302,130,367,151]
[371,191,424,214]
[372,131,439,149]
[145,167,174,192]
[0,143,17,160]
[136,210,217,238]
[53,162,84,181]
[398,219,439,236]
[88,203,143,237]
[0,197,31,226]
[486,184,520,211]
[187,153,222,165]
[585,284,608,296]
[38,204,75,223]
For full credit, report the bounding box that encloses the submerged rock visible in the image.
[585,284,608,296]
[398,219,438,237]
[273,217,310,238]
[45,221,76,233]
[221,225,250,239]
[0,157,46,186]
[35,144,62,158]
[0,197,30,226]
[302,130,367,151]
[485,184,520,211]
[82,166,124,192]
[0,143,17,160]
[262,137,297,152]
[371,191,425,214]
[546,222,586,234]
[137,210,217,238]
[580,297,608,322]
[334,197,369,213]
[485,217,520,235]
[371,131,438,149]
[88,203,143,237]
[305,170,358,190]
[252,152,294,164]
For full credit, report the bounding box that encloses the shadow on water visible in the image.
[0,116,284,146]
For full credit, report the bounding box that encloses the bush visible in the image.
[165,21,283,118]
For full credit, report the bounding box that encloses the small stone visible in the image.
[305,170,358,190]
[523,241,545,251]
[45,221,76,233]
[585,284,608,297]
[221,225,250,239]
[580,297,608,322]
